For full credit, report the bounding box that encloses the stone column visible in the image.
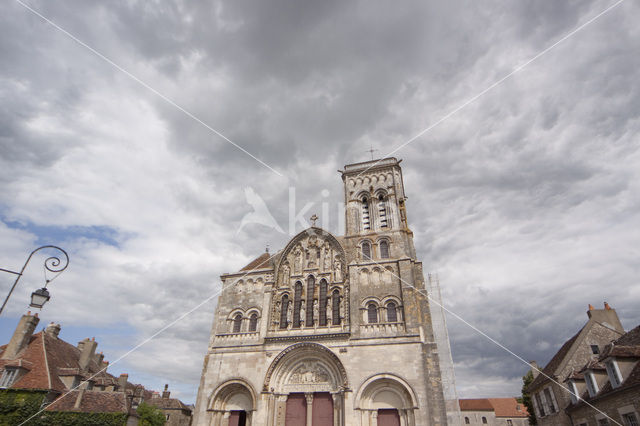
[332,393,340,426]
[222,411,230,426]
[305,393,314,426]
[274,394,288,426]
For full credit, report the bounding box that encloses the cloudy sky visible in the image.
[1,0,639,404]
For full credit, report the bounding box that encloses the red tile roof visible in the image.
[459,399,494,411]
[45,390,128,413]
[240,252,273,271]
[488,398,529,418]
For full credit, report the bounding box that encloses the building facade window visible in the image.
[248,313,258,332]
[386,301,397,322]
[293,282,303,328]
[598,418,610,426]
[280,295,289,328]
[464,417,470,424]
[319,279,328,326]
[361,197,370,230]
[585,372,599,397]
[507,420,513,426]
[232,314,242,333]
[623,413,639,426]
[0,368,19,388]
[543,387,557,413]
[568,380,579,404]
[605,359,622,388]
[535,393,546,417]
[367,303,378,324]
[482,416,487,424]
[306,275,315,326]
[332,290,341,325]
[591,345,600,355]
[362,241,371,260]
[379,240,389,259]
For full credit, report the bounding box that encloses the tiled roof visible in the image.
[147,397,192,411]
[0,334,51,390]
[528,328,583,390]
[600,325,640,359]
[239,252,273,271]
[579,360,606,373]
[45,390,128,413]
[459,399,494,411]
[488,398,529,418]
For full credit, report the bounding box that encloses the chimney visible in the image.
[45,322,61,339]
[74,389,86,409]
[162,384,170,399]
[78,337,98,371]
[101,360,109,371]
[93,351,105,366]
[529,361,540,379]
[118,373,129,391]
[587,303,625,333]
[1,312,40,360]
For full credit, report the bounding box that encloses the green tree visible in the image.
[521,370,537,425]
[137,402,166,426]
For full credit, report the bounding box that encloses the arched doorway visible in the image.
[209,379,256,426]
[355,374,418,426]
[264,343,348,426]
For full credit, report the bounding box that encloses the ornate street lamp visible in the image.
[0,245,69,316]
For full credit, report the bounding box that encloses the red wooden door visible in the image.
[377,409,401,426]
[229,411,246,426]
[285,393,307,426]
[312,392,333,426]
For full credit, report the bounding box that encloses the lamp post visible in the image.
[0,245,69,316]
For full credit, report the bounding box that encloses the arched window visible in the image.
[378,194,388,228]
[293,282,303,328]
[332,290,341,325]
[248,313,258,332]
[361,197,370,230]
[319,279,328,326]
[386,301,397,322]
[232,313,242,333]
[379,240,389,259]
[362,241,371,260]
[280,295,289,329]
[306,276,315,326]
[465,417,470,424]
[367,303,378,324]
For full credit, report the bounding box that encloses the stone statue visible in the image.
[300,302,305,327]
[293,247,303,274]
[286,302,293,328]
[334,256,342,282]
[282,263,290,284]
[323,244,331,271]
[313,300,319,326]
[274,301,281,326]
[326,300,332,326]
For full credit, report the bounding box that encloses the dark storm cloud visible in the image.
[1,0,639,403]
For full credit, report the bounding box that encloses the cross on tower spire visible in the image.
[366,145,378,160]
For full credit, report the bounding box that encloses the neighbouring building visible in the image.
[0,312,192,425]
[459,398,529,426]
[565,325,640,426]
[193,157,457,426]
[148,384,194,426]
[526,303,626,426]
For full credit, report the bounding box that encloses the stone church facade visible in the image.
[193,158,450,426]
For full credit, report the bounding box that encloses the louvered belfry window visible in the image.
[362,198,370,230]
[319,279,328,326]
[378,195,388,228]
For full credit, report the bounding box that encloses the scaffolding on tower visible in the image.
[427,273,462,426]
